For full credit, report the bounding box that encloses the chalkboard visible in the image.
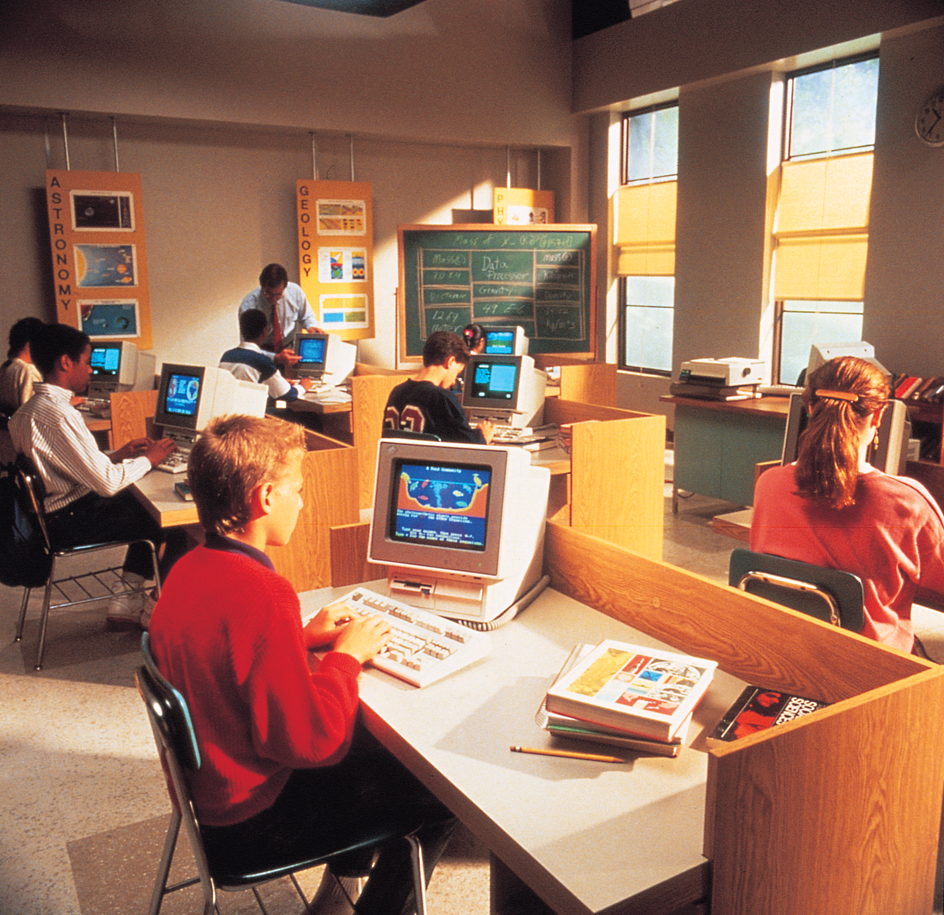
[397,224,597,360]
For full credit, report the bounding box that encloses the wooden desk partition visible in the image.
[264,430,359,592]
[109,389,158,450]
[557,362,617,406]
[543,520,944,915]
[544,398,665,560]
[350,367,412,510]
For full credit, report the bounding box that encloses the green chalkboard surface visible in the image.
[397,224,597,360]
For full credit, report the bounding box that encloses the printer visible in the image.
[677,357,766,388]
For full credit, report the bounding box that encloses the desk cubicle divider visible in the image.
[264,430,359,593]
[327,401,666,588]
[543,399,664,561]
[350,365,414,511]
[543,520,944,915]
[533,357,618,408]
[109,388,159,451]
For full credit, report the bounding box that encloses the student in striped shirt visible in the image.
[9,323,189,629]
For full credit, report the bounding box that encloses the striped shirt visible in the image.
[9,383,151,513]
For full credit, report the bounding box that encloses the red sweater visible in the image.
[752,464,944,652]
[148,539,363,826]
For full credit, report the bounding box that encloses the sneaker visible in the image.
[306,870,362,914]
[106,573,148,629]
[137,592,158,631]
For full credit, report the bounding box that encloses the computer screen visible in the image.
[781,392,909,475]
[90,342,122,378]
[154,363,268,438]
[483,325,528,355]
[87,341,138,396]
[296,333,329,377]
[463,355,523,411]
[154,365,205,433]
[369,439,550,621]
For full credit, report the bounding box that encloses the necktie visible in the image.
[271,300,282,352]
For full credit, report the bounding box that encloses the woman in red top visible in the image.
[751,356,944,654]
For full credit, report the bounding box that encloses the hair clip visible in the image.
[815,389,859,403]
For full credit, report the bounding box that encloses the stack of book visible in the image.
[537,640,718,758]
[892,374,944,403]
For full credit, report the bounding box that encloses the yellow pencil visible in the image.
[509,745,624,764]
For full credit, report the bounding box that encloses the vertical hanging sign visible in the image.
[45,170,153,350]
[297,180,374,341]
[494,188,555,225]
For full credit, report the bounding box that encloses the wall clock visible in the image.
[915,85,944,147]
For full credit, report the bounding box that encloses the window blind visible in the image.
[773,152,872,301]
[614,180,677,276]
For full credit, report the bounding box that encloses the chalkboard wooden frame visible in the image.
[397,224,597,362]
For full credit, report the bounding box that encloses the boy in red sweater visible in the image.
[148,414,456,915]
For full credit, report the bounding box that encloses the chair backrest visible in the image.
[136,636,216,900]
[13,453,51,549]
[728,547,865,631]
[381,428,441,442]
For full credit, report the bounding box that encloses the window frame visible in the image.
[772,53,877,382]
[617,103,678,375]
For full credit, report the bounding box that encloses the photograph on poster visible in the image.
[79,300,140,338]
[316,199,366,235]
[318,247,367,283]
[75,244,136,287]
[319,293,368,328]
[71,191,135,231]
[506,206,550,225]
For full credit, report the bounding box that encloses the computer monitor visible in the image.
[87,341,139,399]
[295,333,329,380]
[461,354,546,428]
[781,392,910,475]
[153,363,267,449]
[482,325,529,356]
[805,341,889,384]
[368,438,551,623]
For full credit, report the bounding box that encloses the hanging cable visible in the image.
[111,117,120,172]
[61,112,70,170]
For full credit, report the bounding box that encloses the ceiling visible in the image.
[278,0,640,34]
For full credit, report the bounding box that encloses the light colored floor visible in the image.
[2,453,943,914]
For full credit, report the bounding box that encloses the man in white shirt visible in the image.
[238,263,322,369]
[10,324,189,629]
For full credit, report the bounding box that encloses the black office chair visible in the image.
[12,453,159,670]
[382,428,441,442]
[728,548,865,631]
[137,634,429,915]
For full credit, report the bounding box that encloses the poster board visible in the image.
[397,224,597,362]
[493,187,555,225]
[297,180,374,341]
[45,170,152,350]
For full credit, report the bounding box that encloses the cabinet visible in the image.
[662,396,790,509]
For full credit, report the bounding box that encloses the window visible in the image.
[617,104,678,374]
[772,55,878,383]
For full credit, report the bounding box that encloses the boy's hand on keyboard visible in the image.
[304,601,361,649]
[145,438,178,467]
[333,613,392,666]
[477,419,495,444]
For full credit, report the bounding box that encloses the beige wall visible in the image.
[575,7,944,412]
[0,0,581,370]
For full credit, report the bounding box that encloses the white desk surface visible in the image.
[133,469,199,527]
[301,580,745,915]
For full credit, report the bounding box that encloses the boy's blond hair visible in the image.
[187,414,306,536]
